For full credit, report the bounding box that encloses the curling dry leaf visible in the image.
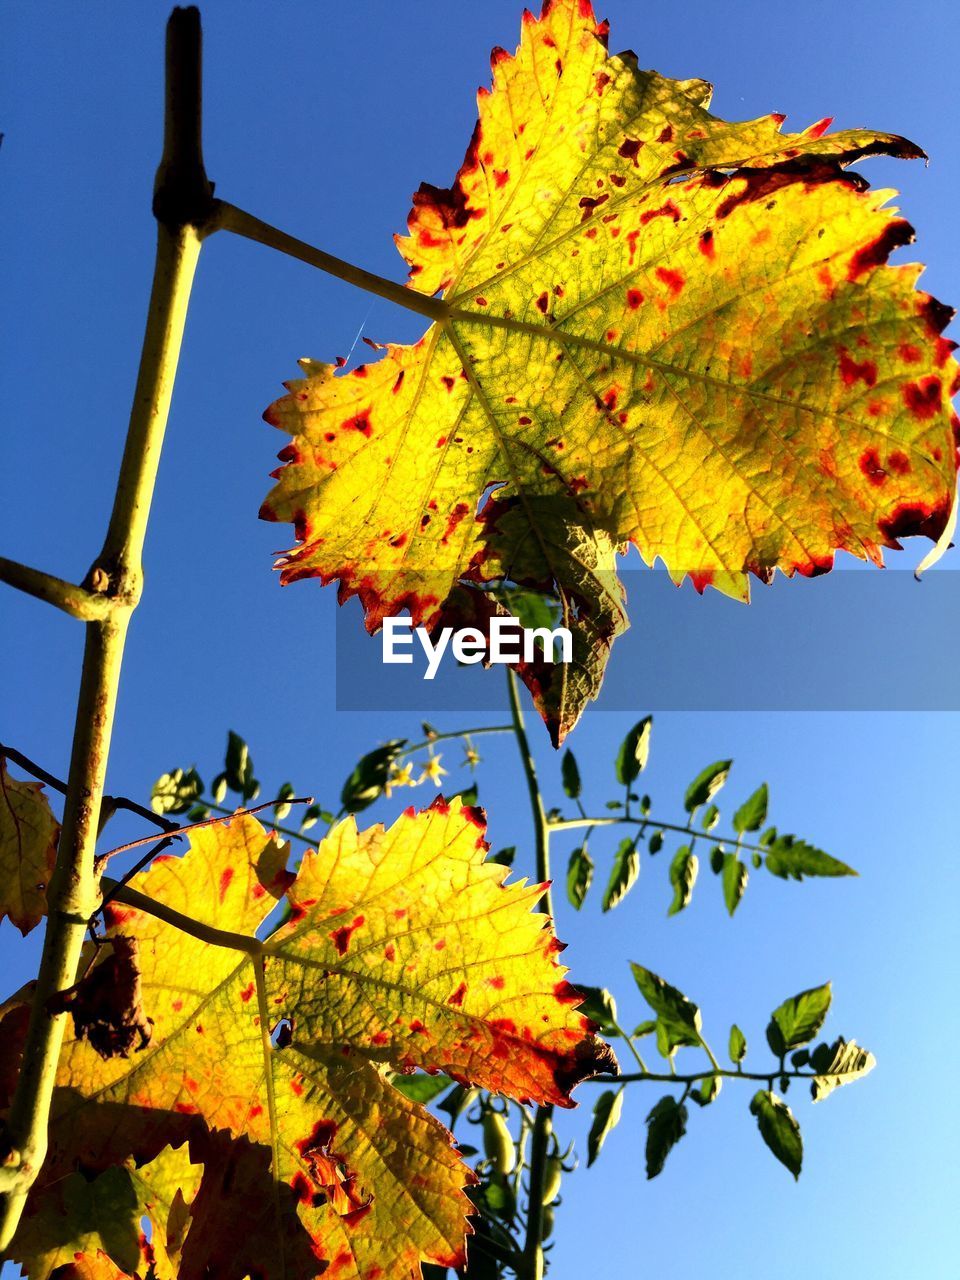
[0,757,59,935]
[262,0,958,743]
[5,803,612,1280]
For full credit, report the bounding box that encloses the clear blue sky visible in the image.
[1,2,958,1277]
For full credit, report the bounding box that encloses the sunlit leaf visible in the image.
[728,1024,747,1064]
[684,761,731,813]
[566,844,593,909]
[721,852,748,916]
[732,784,768,834]
[602,838,639,911]
[6,803,614,1279]
[614,718,652,786]
[262,0,958,745]
[587,1088,624,1167]
[668,845,698,915]
[749,1090,802,1178]
[0,759,59,936]
[766,982,832,1055]
[810,1037,876,1102]
[764,835,856,880]
[630,964,702,1055]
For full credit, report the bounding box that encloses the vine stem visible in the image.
[506,669,553,1280]
[548,813,777,859]
[0,8,212,1247]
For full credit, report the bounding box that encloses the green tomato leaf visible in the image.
[766,982,832,1055]
[587,1088,624,1167]
[810,1038,877,1102]
[732,783,769,834]
[566,845,593,910]
[561,748,582,800]
[645,1095,688,1179]
[729,1024,747,1064]
[764,836,856,880]
[575,985,619,1037]
[750,1090,802,1178]
[722,852,749,917]
[684,760,731,813]
[668,845,698,916]
[615,718,652,786]
[602,839,639,912]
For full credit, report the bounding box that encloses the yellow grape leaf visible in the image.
[262,0,958,743]
[11,1143,202,1280]
[8,805,611,1280]
[0,757,59,935]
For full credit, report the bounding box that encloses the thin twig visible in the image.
[96,795,313,863]
[0,557,112,623]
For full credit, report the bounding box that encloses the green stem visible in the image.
[214,201,447,324]
[549,813,773,857]
[398,724,514,759]
[506,670,553,1280]
[0,9,209,1247]
[587,1067,824,1085]
[611,1020,649,1074]
[0,559,112,622]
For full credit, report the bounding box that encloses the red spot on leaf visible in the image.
[626,288,644,310]
[617,138,643,166]
[859,447,887,486]
[448,982,468,1006]
[903,376,942,419]
[329,915,365,956]
[655,266,685,296]
[342,412,372,437]
[240,982,255,1004]
[847,220,914,281]
[838,348,877,387]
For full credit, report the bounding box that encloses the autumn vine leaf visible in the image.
[261,0,958,745]
[0,757,59,936]
[4,802,614,1280]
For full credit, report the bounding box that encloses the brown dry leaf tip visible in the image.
[47,937,154,1061]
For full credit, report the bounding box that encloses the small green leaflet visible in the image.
[728,1024,747,1064]
[732,783,768,833]
[615,718,652,786]
[575,985,620,1037]
[151,767,203,816]
[684,760,731,813]
[750,1090,802,1178]
[561,748,581,800]
[764,836,856,880]
[588,1088,624,1167]
[602,839,639,911]
[388,1072,454,1104]
[645,1095,688,1179]
[631,964,702,1055]
[566,845,593,910]
[690,1075,722,1107]
[766,983,832,1056]
[668,846,698,915]
[648,830,664,855]
[339,739,407,813]
[225,730,259,801]
[722,852,748,917]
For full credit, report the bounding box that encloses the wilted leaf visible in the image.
[810,1037,876,1102]
[566,844,593,909]
[764,835,855,880]
[645,1095,687,1179]
[8,802,614,1279]
[151,766,203,817]
[47,937,153,1061]
[602,838,639,911]
[749,1090,802,1178]
[262,0,958,745]
[0,759,59,936]
[614,718,652,785]
[587,1088,624,1166]
[721,852,748,916]
[767,982,832,1055]
[668,845,698,915]
[732,784,768,834]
